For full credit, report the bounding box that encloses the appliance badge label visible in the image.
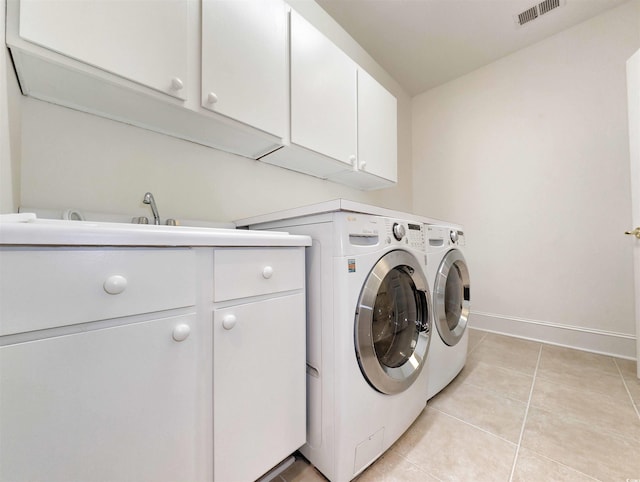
[348,259,356,273]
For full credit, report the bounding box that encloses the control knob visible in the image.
[392,223,406,241]
[450,230,459,243]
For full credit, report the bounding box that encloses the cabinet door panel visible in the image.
[357,68,398,183]
[213,294,306,482]
[0,314,199,482]
[202,0,287,138]
[290,11,356,166]
[19,0,188,99]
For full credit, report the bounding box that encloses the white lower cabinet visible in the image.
[0,246,203,482]
[212,246,306,481]
[213,295,306,482]
[0,313,200,482]
[0,244,307,481]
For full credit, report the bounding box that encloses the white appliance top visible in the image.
[235,198,460,228]
[0,214,311,247]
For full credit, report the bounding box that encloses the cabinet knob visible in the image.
[103,275,127,295]
[358,160,367,171]
[172,323,191,342]
[262,266,274,279]
[207,92,218,104]
[349,155,357,171]
[222,314,237,330]
[171,77,184,91]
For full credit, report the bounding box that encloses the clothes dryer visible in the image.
[425,224,471,400]
[237,206,433,482]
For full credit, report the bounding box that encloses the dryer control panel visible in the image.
[338,213,426,253]
[427,225,465,247]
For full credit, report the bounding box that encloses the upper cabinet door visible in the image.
[357,68,398,183]
[290,11,357,166]
[201,0,287,139]
[18,0,188,100]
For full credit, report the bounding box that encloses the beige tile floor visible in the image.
[276,328,640,482]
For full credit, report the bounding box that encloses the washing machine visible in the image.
[424,224,471,401]
[237,202,433,482]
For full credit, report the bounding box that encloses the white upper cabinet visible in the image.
[327,68,398,189]
[262,10,397,190]
[19,0,188,100]
[356,68,398,183]
[290,10,357,171]
[263,10,358,178]
[201,0,287,139]
[7,0,397,188]
[8,0,283,159]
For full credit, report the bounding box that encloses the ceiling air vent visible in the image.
[515,0,565,27]
[538,0,560,15]
[517,6,538,26]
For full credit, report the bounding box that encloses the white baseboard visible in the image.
[470,311,637,360]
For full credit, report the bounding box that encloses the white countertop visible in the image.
[0,214,311,247]
[235,198,463,229]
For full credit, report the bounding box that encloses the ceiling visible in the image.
[315,0,630,96]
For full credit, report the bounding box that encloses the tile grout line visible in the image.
[613,358,640,421]
[388,452,446,482]
[508,344,543,482]
[466,330,487,356]
[426,405,519,446]
[521,448,603,482]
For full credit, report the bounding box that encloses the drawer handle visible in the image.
[103,275,127,295]
[262,266,274,279]
[172,323,191,342]
[222,314,237,330]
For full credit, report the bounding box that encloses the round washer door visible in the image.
[434,249,470,346]
[355,250,432,395]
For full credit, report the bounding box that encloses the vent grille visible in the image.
[538,0,560,15]
[518,6,538,25]
[515,0,564,26]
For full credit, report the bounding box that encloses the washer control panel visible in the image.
[385,219,425,249]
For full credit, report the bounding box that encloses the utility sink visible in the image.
[0,213,311,248]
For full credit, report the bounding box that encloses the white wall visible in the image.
[16,1,412,222]
[412,0,640,358]
[0,0,21,214]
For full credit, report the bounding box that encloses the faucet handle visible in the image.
[165,219,178,226]
[132,216,149,224]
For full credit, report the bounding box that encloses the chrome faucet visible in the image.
[143,192,161,225]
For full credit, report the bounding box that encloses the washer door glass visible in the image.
[434,249,470,346]
[355,250,431,395]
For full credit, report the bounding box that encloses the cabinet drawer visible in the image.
[213,247,304,301]
[0,247,196,336]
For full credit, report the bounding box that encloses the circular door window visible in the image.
[355,250,432,395]
[434,249,470,346]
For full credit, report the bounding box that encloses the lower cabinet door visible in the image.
[213,294,306,481]
[0,313,200,482]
